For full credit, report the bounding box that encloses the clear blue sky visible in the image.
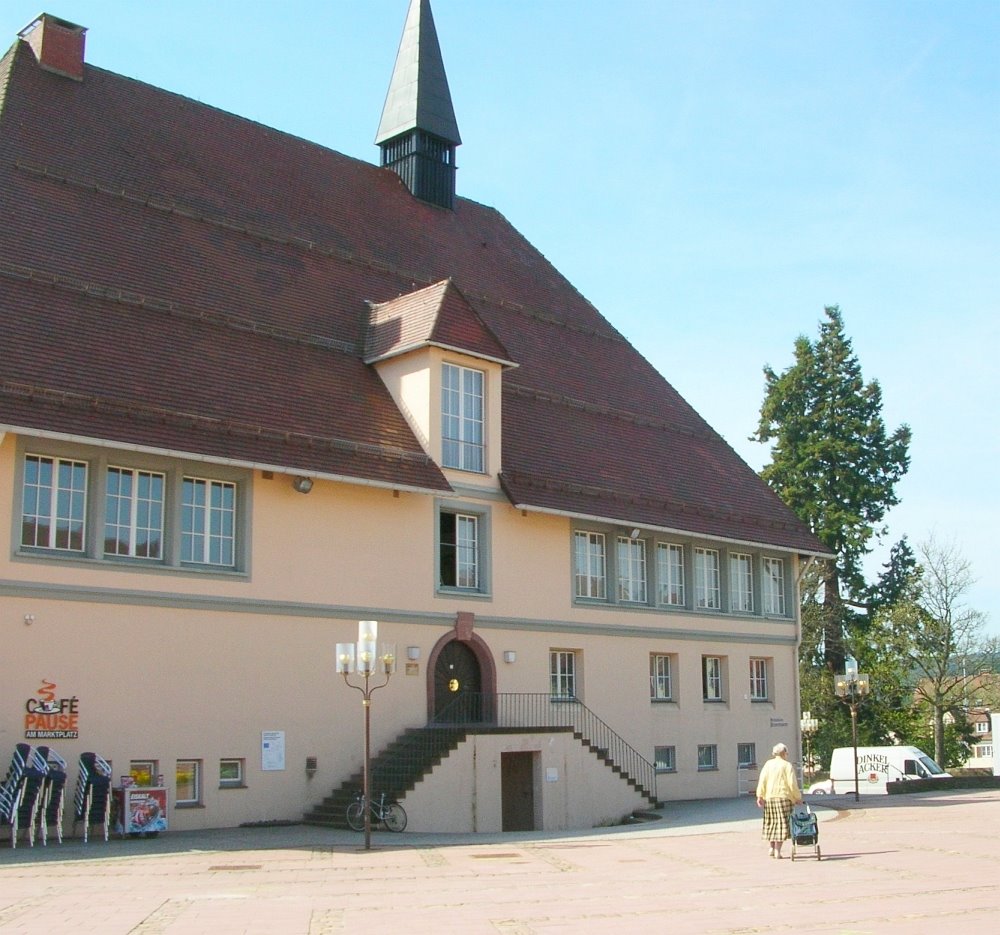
[5,1,997,630]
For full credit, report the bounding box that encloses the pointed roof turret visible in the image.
[376,0,461,209]
[376,0,461,147]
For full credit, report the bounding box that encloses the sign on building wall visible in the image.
[24,679,79,739]
[261,730,285,770]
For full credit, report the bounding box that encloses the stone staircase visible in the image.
[302,726,468,829]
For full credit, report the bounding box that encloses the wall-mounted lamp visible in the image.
[629,528,641,539]
[503,650,517,664]
[24,614,35,626]
[292,476,314,494]
[407,646,421,661]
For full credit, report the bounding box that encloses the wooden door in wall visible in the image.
[433,640,483,722]
[501,751,536,831]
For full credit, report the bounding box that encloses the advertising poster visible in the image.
[118,787,168,834]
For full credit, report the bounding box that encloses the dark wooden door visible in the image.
[501,751,536,831]
[433,640,483,721]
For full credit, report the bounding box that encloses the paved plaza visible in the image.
[2,788,999,933]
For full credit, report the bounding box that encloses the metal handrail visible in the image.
[430,692,656,801]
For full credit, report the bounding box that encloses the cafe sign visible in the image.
[24,679,80,739]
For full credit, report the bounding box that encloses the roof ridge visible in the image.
[0,259,356,355]
[0,380,436,465]
[504,382,715,442]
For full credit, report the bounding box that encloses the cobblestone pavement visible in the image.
[2,789,999,933]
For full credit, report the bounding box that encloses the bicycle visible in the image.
[346,792,407,833]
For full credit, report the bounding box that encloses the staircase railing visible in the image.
[431,692,657,802]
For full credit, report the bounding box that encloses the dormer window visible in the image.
[442,362,484,472]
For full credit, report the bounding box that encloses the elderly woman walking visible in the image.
[755,742,802,858]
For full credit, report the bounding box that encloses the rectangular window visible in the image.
[703,655,724,701]
[616,536,647,603]
[738,743,757,768]
[176,759,202,805]
[729,552,754,613]
[762,557,786,615]
[975,721,989,734]
[219,758,245,788]
[976,744,993,759]
[21,454,88,551]
[105,466,165,559]
[181,477,236,566]
[697,744,718,771]
[550,650,577,699]
[129,760,158,787]
[439,511,479,589]
[750,658,769,701]
[649,654,674,701]
[573,531,606,599]
[442,363,485,472]
[654,745,676,773]
[694,548,721,609]
[656,543,685,606]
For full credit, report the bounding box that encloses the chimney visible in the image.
[19,14,87,81]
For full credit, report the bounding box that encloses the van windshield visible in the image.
[918,756,946,776]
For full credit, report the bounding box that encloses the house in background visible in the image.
[0,1,829,835]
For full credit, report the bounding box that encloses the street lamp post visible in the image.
[336,621,396,851]
[834,657,871,802]
[800,711,819,781]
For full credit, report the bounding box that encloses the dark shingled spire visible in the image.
[376,0,461,209]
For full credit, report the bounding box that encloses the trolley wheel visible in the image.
[345,801,365,832]
[384,802,407,832]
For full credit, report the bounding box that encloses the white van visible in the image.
[808,746,950,795]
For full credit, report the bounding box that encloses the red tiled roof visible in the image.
[0,37,828,554]
[364,279,515,367]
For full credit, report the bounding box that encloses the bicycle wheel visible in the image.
[345,800,366,832]
[383,802,407,832]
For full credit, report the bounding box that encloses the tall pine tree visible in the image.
[753,306,911,673]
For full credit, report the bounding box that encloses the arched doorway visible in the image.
[433,640,484,722]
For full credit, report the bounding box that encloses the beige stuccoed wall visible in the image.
[401,732,647,833]
[1,432,802,832]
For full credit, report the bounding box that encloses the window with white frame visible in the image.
[19,446,246,572]
[729,552,754,613]
[654,745,676,772]
[656,542,685,606]
[105,466,165,559]
[749,658,769,701]
[573,531,607,599]
[21,454,88,551]
[441,362,485,472]
[697,744,718,771]
[617,536,647,602]
[176,759,202,805]
[182,476,236,566]
[649,654,674,701]
[762,557,786,615]
[703,655,724,701]
[737,742,757,768]
[439,509,481,590]
[550,650,577,699]
[976,744,993,759]
[975,721,990,734]
[694,548,721,609]
[219,758,245,789]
